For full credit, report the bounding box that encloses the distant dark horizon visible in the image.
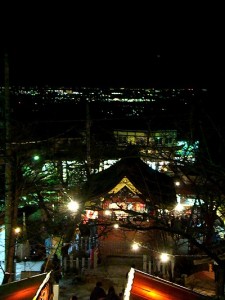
[0,65,218,92]
[1,34,222,91]
[1,5,223,93]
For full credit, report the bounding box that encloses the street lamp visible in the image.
[175,203,184,212]
[14,227,21,280]
[131,242,140,251]
[159,252,175,280]
[113,223,119,229]
[33,155,40,161]
[67,200,79,213]
[14,227,21,235]
[160,252,169,263]
[14,227,21,259]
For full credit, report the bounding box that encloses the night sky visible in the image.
[1,4,224,90]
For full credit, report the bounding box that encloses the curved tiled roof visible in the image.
[80,157,176,206]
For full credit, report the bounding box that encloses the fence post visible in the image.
[88,258,91,269]
[94,249,98,269]
[88,237,91,252]
[53,284,59,300]
[157,259,161,274]
[63,257,67,274]
[70,254,73,271]
[162,263,165,276]
[76,257,79,270]
[171,256,175,280]
[82,257,85,269]
[81,237,84,250]
[143,255,147,272]
[148,259,152,274]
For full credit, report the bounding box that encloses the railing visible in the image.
[62,234,179,283]
[62,236,98,275]
[67,236,98,255]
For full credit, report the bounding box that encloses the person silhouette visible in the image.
[106,286,120,300]
[90,281,106,300]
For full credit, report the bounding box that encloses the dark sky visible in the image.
[1,3,224,90]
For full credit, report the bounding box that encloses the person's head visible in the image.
[96,281,102,287]
[108,286,115,294]
[71,296,78,300]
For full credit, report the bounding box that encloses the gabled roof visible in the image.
[80,157,176,206]
[108,177,141,195]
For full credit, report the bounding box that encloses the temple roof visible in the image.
[80,157,176,206]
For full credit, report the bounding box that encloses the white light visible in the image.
[104,210,111,216]
[14,227,21,234]
[33,155,40,161]
[67,200,79,212]
[175,203,184,212]
[160,252,169,262]
[114,224,119,229]
[131,243,139,251]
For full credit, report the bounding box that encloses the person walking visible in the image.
[90,281,106,300]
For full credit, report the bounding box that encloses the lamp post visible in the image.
[159,252,175,280]
[14,227,21,259]
[14,227,21,280]
[61,200,80,272]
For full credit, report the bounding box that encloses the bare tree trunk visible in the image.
[3,52,17,283]
[215,265,225,297]
[86,102,91,177]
